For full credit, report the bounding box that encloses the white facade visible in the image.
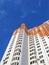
[0,62,1,65]
[1,21,49,65]
[28,34,49,65]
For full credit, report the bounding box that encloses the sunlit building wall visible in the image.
[1,20,49,65]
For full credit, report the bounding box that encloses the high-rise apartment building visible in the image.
[1,20,49,65]
[0,62,1,65]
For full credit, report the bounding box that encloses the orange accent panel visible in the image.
[13,21,49,36]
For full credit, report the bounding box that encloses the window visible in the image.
[6,53,10,56]
[29,44,34,46]
[44,44,47,46]
[47,50,49,53]
[3,57,9,62]
[30,46,35,49]
[36,39,38,40]
[17,43,21,45]
[40,59,45,63]
[8,50,11,52]
[9,47,12,49]
[30,47,33,49]
[30,52,35,56]
[36,40,39,43]
[48,54,49,57]
[38,48,41,51]
[47,35,49,38]
[37,45,40,48]
[30,60,37,64]
[32,60,37,63]
[42,39,45,41]
[39,55,43,59]
[43,41,46,43]
[36,39,39,40]
[41,37,44,39]
[30,61,32,64]
[45,46,48,49]
[30,49,35,52]
[38,51,42,55]
[12,57,19,61]
[3,61,7,64]
[14,49,21,52]
[30,56,36,60]
[20,36,22,38]
[19,39,22,41]
[11,62,19,65]
[16,45,21,48]
[36,43,40,45]
[5,57,9,60]
[13,52,20,56]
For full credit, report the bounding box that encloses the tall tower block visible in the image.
[1,20,49,65]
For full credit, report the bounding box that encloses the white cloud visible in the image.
[14,0,22,5]
[21,12,27,18]
[0,10,6,14]
[0,10,7,19]
[0,0,11,4]
[38,0,42,7]
[32,10,36,14]
[0,0,4,4]
[20,8,27,18]
[0,0,22,6]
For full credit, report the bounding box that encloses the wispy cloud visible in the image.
[0,0,4,4]
[0,0,12,4]
[0,0,23,5]
[32,10,36,14]
[14,0,22,5]
[21,12,27,18]
[38,0,42,7]
[0,10,6,14]
[20,7,27,18]
[0,10,7,19]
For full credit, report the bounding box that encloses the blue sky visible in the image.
[0,0,49,61]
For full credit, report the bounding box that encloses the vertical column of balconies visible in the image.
[44,36,49,61]
[1,33,19,65]
[34,34,49,65]
[40,36,49,65]
[29,35,37,65]
[41,24,49,61]
[39,25,49,65]
[11,29,23,65]
[34,34,46,65]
